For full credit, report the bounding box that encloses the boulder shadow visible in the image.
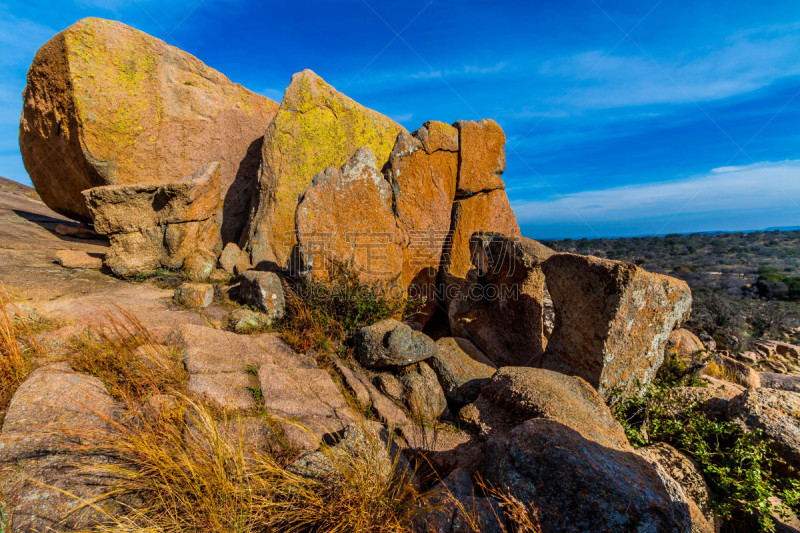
[222,136,264,246]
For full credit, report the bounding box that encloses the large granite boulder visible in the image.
[245,69,405,268]
[453,119,506,195]
[384,122,458,321]
[484,420,712,533]
[542,253,692,399]
[449,233,554,367]
[19,17,278,242]
[83,162,222,277]
[295,147,404,286]
[460,366,630,451]
[0,363,122,531]
[386,125,458,272]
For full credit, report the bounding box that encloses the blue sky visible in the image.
[1,1,799,239]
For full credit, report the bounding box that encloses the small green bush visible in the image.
[612,355,800,531]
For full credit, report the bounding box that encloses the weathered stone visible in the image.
[739,351,761,364]
[354,318,438,368]
[729,388,800,469]
[673,381,742,419]
[374,372,406,405]
[187,372,257,411]
[54,249,103,269]
[418,469,505,533]
[245,69,404,268]
[668,328,707,358]
[169,324,307,374]
[399,361,447,423]
[753,340,800,360]
[84,162,223,277]
[484,420,712,533]
[182,248,217,281]
[0,363,122,531]
[238,270,286,321]
[173,282,214,308]
[710,353,761,389]
[430,337,496,404]
[332,359,372,406]
[542,253,692,399]
[462,367,630,451]
[20,17,278,242]
[453,119,506,196]
[295,147,404,286]
[449,233,554,367]
[638,443,717,529]
[385,124,458,289]
[258,362,355,450]
[289,422,405,483]
[227,307,269,334]
[218,242,244,274]
[444,189,520,279]
[760,372,800,393]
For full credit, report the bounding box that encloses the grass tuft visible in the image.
[66,307,187,402]
[0,288,38,420]
[81,397,432,532]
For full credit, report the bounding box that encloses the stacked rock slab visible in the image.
[542,253,692,400]
[245,69,405,268]
[443,120,520,280]
[449,233,554,367]
[295,147,404,287]
[19,17,278,242]
[384,122,459,318]
[83,162,222,277]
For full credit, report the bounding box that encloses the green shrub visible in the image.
[612,358,800,531]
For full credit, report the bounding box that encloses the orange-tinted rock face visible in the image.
[384,122,459,319]
[246,69,405,269]
[295,147,404,289]
[444,189,520,280]
[542,253,692,399]
[453,119,506,195]
[19,17,278,243]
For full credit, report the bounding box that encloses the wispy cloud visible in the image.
[538,24,800,109]
[512,160,800,224]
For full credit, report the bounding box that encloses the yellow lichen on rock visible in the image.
[245,69,406,268]
[19,17,278,243]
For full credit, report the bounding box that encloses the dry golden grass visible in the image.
[703,359,743,386]
[66,308,187,402]
[73,396,433,533]
[0,288,38,419]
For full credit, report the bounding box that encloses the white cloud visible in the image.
[539,24,800,109]
[511,160,800,224]
[389,112,413,123]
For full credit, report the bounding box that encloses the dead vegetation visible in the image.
[0,289,38,421]
[0,284,539,532]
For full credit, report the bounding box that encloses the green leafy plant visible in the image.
[612,356,800,531]
[0,496,9,533]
